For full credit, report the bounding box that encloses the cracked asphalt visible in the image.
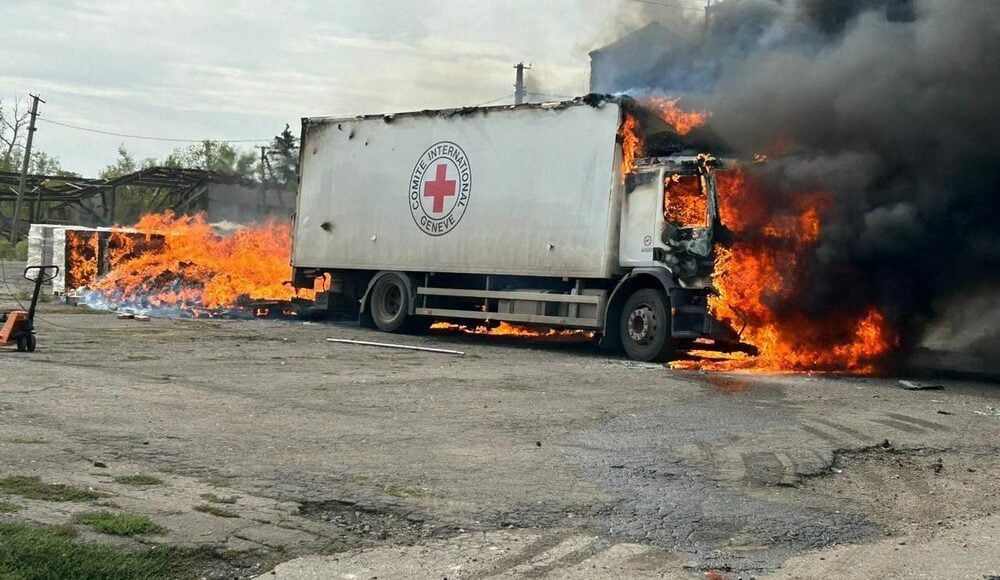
[0,261,998,578]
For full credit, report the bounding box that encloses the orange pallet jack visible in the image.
[1,265,58,352]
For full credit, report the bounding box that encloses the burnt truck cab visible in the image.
[291,95,746,363]
[610,152,741,360]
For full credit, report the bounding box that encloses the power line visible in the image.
[36,116,269,144]
[472,94,515,107]
[627,0,706,13]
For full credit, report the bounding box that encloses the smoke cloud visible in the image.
[605,0,1000,358]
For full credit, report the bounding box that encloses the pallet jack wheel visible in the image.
[25,334,36,352]
[15,337,27,352]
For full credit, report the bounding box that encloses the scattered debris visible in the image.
[899,380,944,391]
[937,410,953,415]
[974,407,1000,420]
[116,313,134,320]
[326,338,464,356]
[134,315,150,322]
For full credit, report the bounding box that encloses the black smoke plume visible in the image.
[606,0,1000,359]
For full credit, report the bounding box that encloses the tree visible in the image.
[162,140,258,179]
[0,97,29,173]
[267,124,299,191]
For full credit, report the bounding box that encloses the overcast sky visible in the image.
[0,0,700,176]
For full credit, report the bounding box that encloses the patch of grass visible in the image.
[350,474,370,484]
[199,492,238,504]
[193,504,239,518]
[1,437,47,444]
[0,475,101,502]
[0,522,206,579]
[74,511,165,536]
[198,476,230,488]
[0,502,23,513]
[113,475,164,486]
[382,484,423,498]
[125,354,157,362]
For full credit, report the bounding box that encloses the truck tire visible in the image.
[369,273,411,332]
[620,288,674,362]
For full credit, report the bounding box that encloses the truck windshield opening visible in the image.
[664,174,708,228]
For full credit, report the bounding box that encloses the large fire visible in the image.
[619,97,708,179]
[75,212,315,314]
[674,168,896,373]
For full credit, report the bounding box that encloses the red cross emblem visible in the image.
[423,164,456,214]
[409,141,471,236]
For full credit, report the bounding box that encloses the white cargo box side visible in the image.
[293,101,624,279]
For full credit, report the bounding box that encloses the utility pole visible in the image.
[11,94,43,242]
[513,62,531,105]
[259,146,268,183]
[704,0,714,37]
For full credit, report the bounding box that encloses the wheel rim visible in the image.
[627,304,657,345]
[378,284,403,320]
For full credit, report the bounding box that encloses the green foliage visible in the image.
[112,475,164,486]
[0,239,28,260]
[267,124,299,191]
[0,475,101,502]
[0,522,204,579]
[73,511,165,536]
[162,140,257,178]
[0,502,23,513]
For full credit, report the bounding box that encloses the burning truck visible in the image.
[290,95,749,362]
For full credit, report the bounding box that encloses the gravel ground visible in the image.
[0,261,998,579]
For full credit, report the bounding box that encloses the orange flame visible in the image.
[642,97,708,136]
[619,98,708,181]
[85,212,316,312]
[430,321,594,340]
[664,174,708,227]
[619,114,641,179]
[65,231,99,290]
[674,168,896,374]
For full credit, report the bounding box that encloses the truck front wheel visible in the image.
[369,274,411,332]
[620,289,674,362]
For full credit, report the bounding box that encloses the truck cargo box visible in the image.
[293,100,625,279]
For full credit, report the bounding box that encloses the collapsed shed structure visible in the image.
[0,167,294,240]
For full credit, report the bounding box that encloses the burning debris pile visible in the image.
[72,212,317,317]
[613,0,999,373]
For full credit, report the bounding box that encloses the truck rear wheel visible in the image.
[620,289,674,362]
[369,274,411,332]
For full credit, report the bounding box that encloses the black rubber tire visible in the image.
[25,334,36,352]
[369,274,411,332]
[15,337,27,352]
[620,288,674,362]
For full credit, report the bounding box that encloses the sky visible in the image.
[0,0,698,176]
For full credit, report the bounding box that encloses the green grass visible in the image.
[0,502,23,513]
[199,492,238,504]
[382,484,423,498]
[74,511,165,536]
[0,475,101,502]
[193,504,238,518]
[0,521,205,579]
[113,475,164,486]
[197,476,230,488]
